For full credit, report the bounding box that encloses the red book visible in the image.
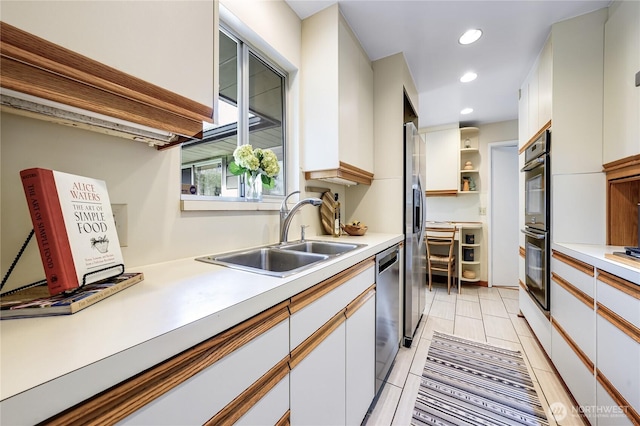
[20,168,124,295]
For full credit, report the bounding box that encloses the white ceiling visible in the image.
[285,0,611,128]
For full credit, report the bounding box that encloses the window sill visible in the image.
[180,195,282,211]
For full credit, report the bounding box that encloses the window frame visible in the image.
[180,23,288,210]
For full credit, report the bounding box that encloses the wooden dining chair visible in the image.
[425,227,458,295]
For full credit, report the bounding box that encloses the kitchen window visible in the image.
[181,26,287,201]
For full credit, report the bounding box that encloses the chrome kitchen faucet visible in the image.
[279,191,322,243]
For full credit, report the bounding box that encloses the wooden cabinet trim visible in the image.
[551,318,594,372]
[595,368,640,425]
[551,250,595,277]
[597,270,640,300]
[551,272,594,309]
[596,302,640,344]
[276,410,291,426]
[602,153,640,181]
[519,120,552,154]
[0,22,212,142]
[344,285,375,319]
[290,257,374,314]
[304,162,374,185]
[519,246,525,258]
[46,301,290,425]
[426,189,458,197]
[519,279,527,291]
[205,356,290,426]
[289,309,346,370]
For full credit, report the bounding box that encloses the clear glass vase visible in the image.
[245,172,263,201]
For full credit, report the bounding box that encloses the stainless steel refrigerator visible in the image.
[403,122,426,347]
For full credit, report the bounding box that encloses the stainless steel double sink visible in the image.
[195,240,366,277]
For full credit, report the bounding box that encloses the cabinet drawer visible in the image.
[596,313,640,416]
[235,375,289,426]
[120,318,290,425]
[596,378,635,426]
[551,325,596,424]
[551,274,595,360]
[597,271,640,328]
[290,260,374,349]
[551,250,595,297]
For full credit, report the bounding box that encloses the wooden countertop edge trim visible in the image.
[519,120,552,155]
[595,368,640,425]
[551,250,595,277]
[289,257,375,314]
[551,272,594,310]
[597,270,640,300]
[46,301,290,425]
[289,309,345,370]
[550,318,594,372]
[596,302,640,344]
[205,356,291,426]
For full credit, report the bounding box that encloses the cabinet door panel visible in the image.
[120,319,290,425]
[346,296,376,425]
[596,315,640,410]
[290,323,346,426]
[551,327,596,424]
[596,379,635,426]
[550,280,595,360]
[424,128,459,192]
[291,266,374,348]
[236,375,289,426]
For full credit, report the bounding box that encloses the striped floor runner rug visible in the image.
[412,331,549,426]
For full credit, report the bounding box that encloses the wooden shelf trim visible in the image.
[0,22,212,141]
[205,356,290,426]
[551,250,595,277]
[551,272,594,309]
[595,368,640,425]
[304,162,374,185]
[289,257,374,314]
[551,318,595,372]
[345,285,375,319]
[426,189,458,197]
[46,301,290,425]
[597,270,640,300]
[596,302,640,344]
[519,120,552,155]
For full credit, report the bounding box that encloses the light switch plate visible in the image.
[111,204,128,247]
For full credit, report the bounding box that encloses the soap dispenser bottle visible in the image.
[333,193,341,237]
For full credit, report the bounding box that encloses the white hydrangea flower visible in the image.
[261,149,280,177]
[234,145,259,171]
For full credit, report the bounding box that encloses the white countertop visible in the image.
[553,242,640,285]
[0,233,402,424]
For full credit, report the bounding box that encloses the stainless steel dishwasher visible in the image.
[374,244,401,394]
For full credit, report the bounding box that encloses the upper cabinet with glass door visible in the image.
[180,28,287,201]
[300,4,374,186]
[0,1,217,144]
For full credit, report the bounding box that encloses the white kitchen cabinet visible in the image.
[603,0,640,164]
[301,4,374,185]
[346,294,376,426]
[290,321,347,426]
[595,270,640,422]
[423,126,459,195]
[550,251,597,422]
[235,376,290,426]
[0,1,216,109]
[289,259,376,425]
[519,287,551,356]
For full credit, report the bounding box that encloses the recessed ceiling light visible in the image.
[459,29,482,45]
[461,107,474,115]
[460,72,477,83]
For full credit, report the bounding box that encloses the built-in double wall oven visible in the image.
[521,129,550,311]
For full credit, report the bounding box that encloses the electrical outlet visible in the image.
[111,204,128,247]
[479,206,487,216]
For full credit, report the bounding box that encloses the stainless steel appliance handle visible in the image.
[521,228,546,239]
[520,154,547,172]
[377,246,399,274]
[417,175,426,245]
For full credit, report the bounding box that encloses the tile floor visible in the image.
[364,284,586,426]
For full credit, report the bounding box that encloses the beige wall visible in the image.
[0,0,302,292]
